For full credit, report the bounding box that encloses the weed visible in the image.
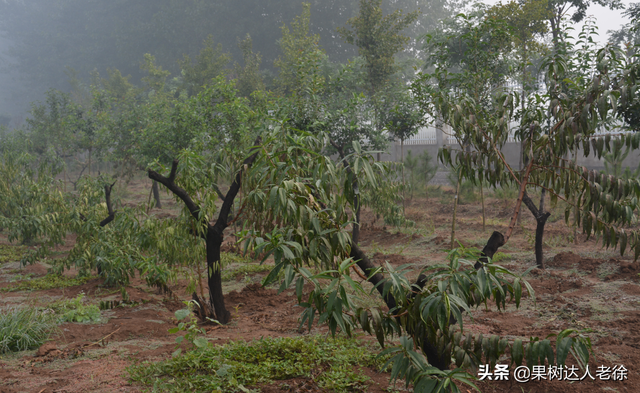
[596,262,619,280]
[8,273,35,282]
[128,335,385,393]
[426,185,445,198]
[0,273,95,292]
[0,244,26,264]
[447,170,478,204]
[169,303,215,356]
[221,252,254,267]
[491,252,511,263]
[47,294,102,324]
[492,184,518,204]
[0,307,57,353]
[544,233,574,248]
[368,240,383,255]
[221,264,272,281]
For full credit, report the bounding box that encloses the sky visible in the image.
[481,0,633,46]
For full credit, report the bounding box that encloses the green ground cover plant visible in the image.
[221,264,272,281]
[0,307,57,353]
[0,244,26,264]
[48,294,102,324]
[0,273,95,292]
[128,335,386,392]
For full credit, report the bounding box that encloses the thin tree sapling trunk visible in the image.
[401,138,405,213]
[152,180,162,209]
[480,178,486,232]
[450,169,462,248]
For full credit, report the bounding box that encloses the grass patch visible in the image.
[491,252,512,263]
[0,273,96,292]
[0,307,57,353]
[597,262,619,280]
[128,335,385,392]
[221,264,272,281]
[221,252,254,266]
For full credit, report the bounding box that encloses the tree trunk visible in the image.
[480,178,485,232]
[352,229,505,370]
[401,138,405,213]
[450,169,462,248]
[148,138,261,324]
[522,191,550,268]
[97,181,117,276]
[206,230,230,323]
[152,180,162,209]
[353,199,361,245]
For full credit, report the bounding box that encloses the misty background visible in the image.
[0,0,632,125]
[0,0,460,123]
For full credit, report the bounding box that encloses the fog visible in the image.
[0,0,632,124]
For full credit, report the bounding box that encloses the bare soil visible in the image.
[1,181,639,392]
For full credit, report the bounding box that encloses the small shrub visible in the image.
[48,294,101,324]
[169,305,212,357]
[0,307,57,353]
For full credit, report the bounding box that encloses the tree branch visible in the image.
[212,184,226,202]
[99,181,117,227]
[350,243,397,310]
[522,191,551,222]
[213,137,262,233]
[148,160,202,223]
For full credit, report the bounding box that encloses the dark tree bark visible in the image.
[351,228,505,371]
[522,190,550,268]
[473,231,506,269]
[338,143,506,370]
[99,182,116,227]
[96,181,117,276]
[148,138,261,324]
[151,180,162,209]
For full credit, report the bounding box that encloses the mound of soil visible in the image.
[549,252,640,281]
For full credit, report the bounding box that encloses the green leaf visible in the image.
[511,339,523,366]
[556,336,572,366]
[193,337,209,348]
[175,309,190,321]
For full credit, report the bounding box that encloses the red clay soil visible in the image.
[3,193,640,392]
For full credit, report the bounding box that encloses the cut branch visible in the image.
[99,181,117,227]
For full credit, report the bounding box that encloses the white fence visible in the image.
[404,126,518,146]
